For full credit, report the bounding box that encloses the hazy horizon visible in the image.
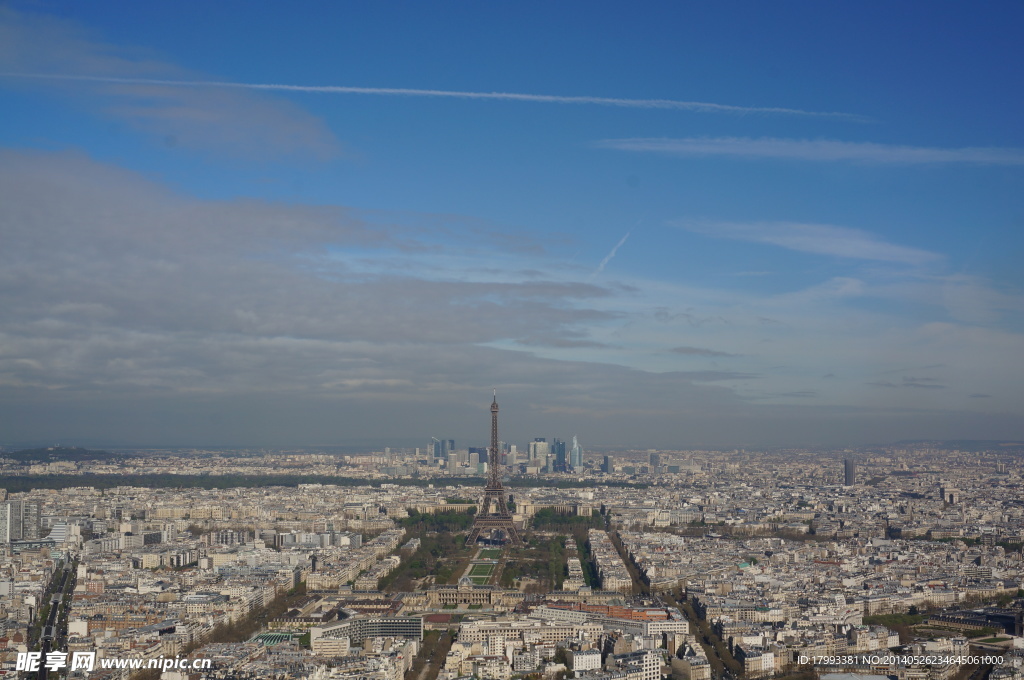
[2,4,1022,450]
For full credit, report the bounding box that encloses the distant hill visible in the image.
[2,446,141,464]
[892,440,1024,453]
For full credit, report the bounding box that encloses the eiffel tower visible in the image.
[466,391,522,545]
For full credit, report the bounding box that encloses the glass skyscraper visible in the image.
[570,436,583,471]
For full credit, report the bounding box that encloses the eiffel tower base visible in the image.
[466,515,522,545]
[467,487,522,546]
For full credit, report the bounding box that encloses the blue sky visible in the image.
[1,2,1022,448]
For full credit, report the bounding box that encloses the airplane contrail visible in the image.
[592,231,631,279]
[0,73,867,120]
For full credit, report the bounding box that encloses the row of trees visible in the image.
[379,510,479,591]
[399,509,476,534]
[183,582,308,651]
[28,559,66,649]
[404,630,453,680]
[379,531,467,591]
[531,508,605,532]
[1,472,650,494]
[499,534,568,591]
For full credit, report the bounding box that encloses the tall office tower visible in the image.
[553,438,567,472]
[24,502,39,539]
[570,436,583,471]
[0,501,40,543]
[467,392,522,545]
[843,458,856,486]
[528,438,550,462]
[430,438,454,459]
[0,503,10,543]
[649,452,661,469]
[601,455,612,474]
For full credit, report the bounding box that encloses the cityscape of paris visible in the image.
[1,3,1023,680]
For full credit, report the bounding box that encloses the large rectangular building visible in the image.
[843,459,856,486]
[0,500,40,543]
[311,615,424,648]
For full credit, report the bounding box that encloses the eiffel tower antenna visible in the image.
[466,390,522,545]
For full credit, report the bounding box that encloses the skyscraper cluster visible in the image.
[516,435,584,473]
[430,438,456,460]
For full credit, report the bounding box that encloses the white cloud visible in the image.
[675,219,941,266]
[669,346,738,357]
[0,7,339,160]
[1,149,1022,446]
[595,136,1024,165]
